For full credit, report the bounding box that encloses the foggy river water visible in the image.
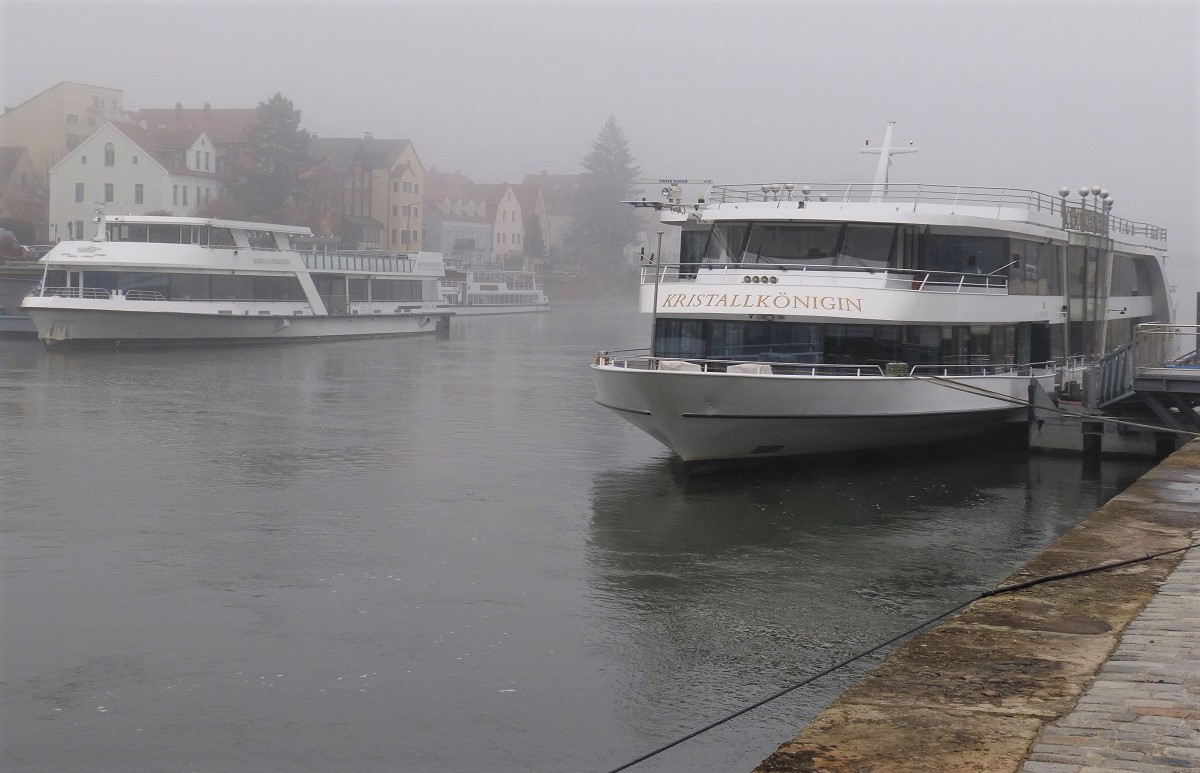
[0,292,1153,772]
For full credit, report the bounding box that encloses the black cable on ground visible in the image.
[601,539,1200,773]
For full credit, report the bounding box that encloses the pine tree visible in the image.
[235,93,313,223]
[568,115,641,272]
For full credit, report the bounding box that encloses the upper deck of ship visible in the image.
[663,182,1168,254]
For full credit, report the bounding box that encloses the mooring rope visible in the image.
[914,373,1200,439]
[601,540,1200,773]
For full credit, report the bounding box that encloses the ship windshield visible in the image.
[744,224,842,265]
[743,223,897,267]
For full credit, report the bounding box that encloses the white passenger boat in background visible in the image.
[592,123,1175,462]
[21,212,449,346]
[438,268,549,315]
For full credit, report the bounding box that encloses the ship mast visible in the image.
[861,121,916,202]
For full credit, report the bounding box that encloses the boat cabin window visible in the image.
[1006,239,1063,296]
[148,224,184,244]
[245,230,281,251]
[919,234,1007,276]
[654,318,1053,368]
[701,223,750,263]
[743,224,843,265]
[837,225,896,268]
[109,223,150,242]
[1110,253,1153,297]
[70,270,304,301]
[209,228,236,248]
[699,222,900,268]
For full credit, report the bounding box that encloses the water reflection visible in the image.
[586,444,1152,771]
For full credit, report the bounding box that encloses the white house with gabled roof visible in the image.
[48,121,228,242]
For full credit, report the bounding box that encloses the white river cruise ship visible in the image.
[22,213,451,346]
[592,124,1175,462]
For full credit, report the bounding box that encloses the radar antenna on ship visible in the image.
[861,122,916,202]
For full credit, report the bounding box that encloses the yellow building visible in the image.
[0,82,127,177]
[310,135,425,251]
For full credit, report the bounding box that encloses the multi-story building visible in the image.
[309,135,424,251]
[48,122,227,242]
[0,82,128,176]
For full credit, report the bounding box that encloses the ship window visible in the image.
[742,223,840,265]
[252,275,303,300]
[836,224,896,268]
[212,274,253,300]
[110,224,149,242]
[245,230,280,250]
[701,223,750,264]
[653,319,706,358]
[209,228,236,248]
[371,278,422,301]
[1008,239,1062,296]
[148,224,184,243]
[347,278,369,302]
[170,273,213,299]
[919,234,1007,275]
[115,272,170,296]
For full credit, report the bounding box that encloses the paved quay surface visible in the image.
[1020,545,1200,772]
[754,441,1200,773]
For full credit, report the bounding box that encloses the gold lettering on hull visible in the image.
[658,292,864,313]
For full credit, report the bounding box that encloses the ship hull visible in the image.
[592,363,1053,462]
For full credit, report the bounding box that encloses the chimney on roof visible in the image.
[364,131,373,140]
[203,102,211,117]
[175,102,183,115]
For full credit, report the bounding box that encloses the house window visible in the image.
[173,185,179,204]
[104,183,114,203]
[402,205,411,216]
[75,183,84,203]
[401,230,411,245]
[392,205,398,216]
[66,114,79,126]
[413,184,419,195]
[413,206,418,218]
[74,220,84,239]
[92,95,104,108]
[195,150,201,168]
[134,184,144,204]
[81,155,87,164]
[196,186,201,205]
[104,143,115,166]
[132,155,138,165]
[402,181,412,193]
[392,229,397,243]
[393,182,398,193]
[182,187,188,205]
[204,152,210,171]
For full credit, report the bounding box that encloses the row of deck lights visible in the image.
[1061,185,1114,212]
[761,183,828,202]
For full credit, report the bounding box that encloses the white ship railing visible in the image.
[1133,324,1200,373]
[706,183,1166,242]
[595,349,1053,377]
[642,263,1010,295]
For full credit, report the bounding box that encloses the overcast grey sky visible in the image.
[2,0,1198,298]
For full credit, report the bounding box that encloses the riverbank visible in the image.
[755,441,1200,772]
